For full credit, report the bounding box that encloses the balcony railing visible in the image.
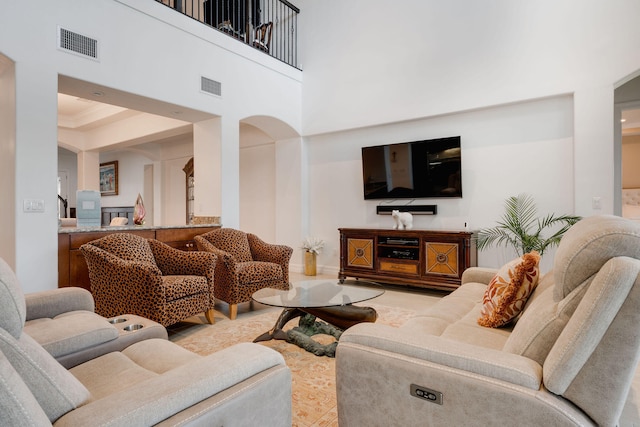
[155,0,300,69]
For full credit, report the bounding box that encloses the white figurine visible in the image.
[391,210,413,230]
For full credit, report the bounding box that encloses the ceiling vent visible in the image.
[58,27,99,61]
[201,76,222,97]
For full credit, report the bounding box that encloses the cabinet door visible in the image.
[163,240,197,251]
[346,238,374,269]
[69,250,91,291]
[425,241,459,277]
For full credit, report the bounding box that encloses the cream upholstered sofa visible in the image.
[336,215,640,426]
[23,286,166,368]
[0,257,292,426]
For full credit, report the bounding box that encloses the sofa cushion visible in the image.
[162,275,209,301]
[402,282,511,350]
[502,277,591,365]
[0,258,26,338]
[24,311,119,358]
[553,215,640,299]
[236,261,283,284]
[0,349,52,426]
[70,351,159,401]
[0,329,90,422]
[478,251,541,328]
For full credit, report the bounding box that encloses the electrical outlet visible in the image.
[592,197,602,210]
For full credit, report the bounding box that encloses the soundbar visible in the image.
[376,205,437,215]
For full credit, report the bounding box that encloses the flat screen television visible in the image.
[361,136,462,200]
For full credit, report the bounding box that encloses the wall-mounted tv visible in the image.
[361,136,462,200]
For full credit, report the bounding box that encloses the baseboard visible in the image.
[290,263,339,278]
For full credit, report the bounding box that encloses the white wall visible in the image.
[306,95,574,273]
[240,124,276,241]
[99,151,152,210]
[292,0,640,273]
[57,148,78,213]
[0,0,302,291]
[5,0,640,289]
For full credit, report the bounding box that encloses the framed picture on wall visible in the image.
[99,161,118,196]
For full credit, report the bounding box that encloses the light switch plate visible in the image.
[23,199,45,213]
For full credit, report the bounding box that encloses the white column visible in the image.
[0,55,16,270]
[193,117,224,220]
[219,116,241,228]
[573,87,615,215]
[275,136,305,268]
[76,151,100,191]
[14,63,58,292]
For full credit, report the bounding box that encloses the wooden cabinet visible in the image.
[339,228,477,291]
[58,225,219,290]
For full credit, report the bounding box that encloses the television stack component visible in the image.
[378,236,419,245]
[339,228,477,292]
[376,205,437,215]
[361,136,462,200]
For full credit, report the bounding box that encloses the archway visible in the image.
[239,116,300,241]
[615,72,640,217]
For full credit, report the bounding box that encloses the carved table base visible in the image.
[253,305,378,357]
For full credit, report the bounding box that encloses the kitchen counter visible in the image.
[58,223,221,233]
[58,223,221,290]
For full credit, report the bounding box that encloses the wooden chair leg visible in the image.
[229,304,238,320]
[205,308,215,324]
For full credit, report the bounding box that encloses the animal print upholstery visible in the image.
[80,233,217,327]
[194,229,293,319]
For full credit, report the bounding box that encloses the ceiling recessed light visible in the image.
[172,111,183,115]
[92,91,104,97]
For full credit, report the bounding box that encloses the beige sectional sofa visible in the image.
[22,286,166,368]
[0,257,292,426]
[336,215,640,426]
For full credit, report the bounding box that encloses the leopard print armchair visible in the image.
[194,228,292,320]
[80,233,217,327]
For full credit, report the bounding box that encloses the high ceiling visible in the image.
[57,76,218,155]
[57,78,640,151]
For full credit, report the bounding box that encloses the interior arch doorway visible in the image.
[238,116,300,242]
[615,72,640,218]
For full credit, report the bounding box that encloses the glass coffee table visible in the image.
[252,279,384,356]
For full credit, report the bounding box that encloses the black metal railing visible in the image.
[155,0,300,69]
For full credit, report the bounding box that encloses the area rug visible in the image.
[169,303,415,427]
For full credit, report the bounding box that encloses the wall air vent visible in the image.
[201,76,222,96]
[57,27,99,61]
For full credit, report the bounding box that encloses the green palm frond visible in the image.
[476,194,581,257]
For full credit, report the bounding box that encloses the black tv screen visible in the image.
[361,136,462,200]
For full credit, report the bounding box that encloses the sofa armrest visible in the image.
[461,266,498,286]
[54,343,288,427]
[339,323,542,389]
[25,288,95,321]
[247,233,293,266]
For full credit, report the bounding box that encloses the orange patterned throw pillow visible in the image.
[478,251,541,328]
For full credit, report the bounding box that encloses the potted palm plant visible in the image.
[477,194,581,257]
